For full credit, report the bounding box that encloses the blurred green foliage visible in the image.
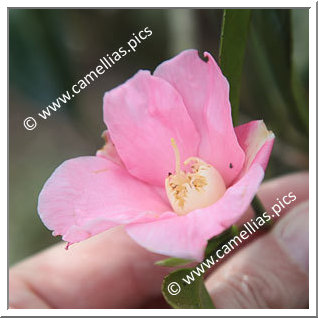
[247,9,308,139]
[219,9,251,125]
[9,9,308,265]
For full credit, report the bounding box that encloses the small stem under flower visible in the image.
[251,195,272,229]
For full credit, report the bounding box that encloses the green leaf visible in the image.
[155,257,193,267]
[204,225,239,258]
[162,268,215,309]
[219,9,251,125]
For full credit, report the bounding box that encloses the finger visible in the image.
[206,200,309,308]
[10,227,170,309]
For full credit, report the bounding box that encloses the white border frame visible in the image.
[3,1,316,316]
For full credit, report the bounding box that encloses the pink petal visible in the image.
[235,120,275,178]
[126,164,264,261]
[103,70,200,186]
[154,49,245,186]
[38,156,170,244]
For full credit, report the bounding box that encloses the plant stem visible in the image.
[251,195,272,228]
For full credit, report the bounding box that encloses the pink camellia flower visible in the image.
[38,49,274,261]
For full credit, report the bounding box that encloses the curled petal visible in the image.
[235,120,275,178]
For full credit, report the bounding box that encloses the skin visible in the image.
[9,172,309,309]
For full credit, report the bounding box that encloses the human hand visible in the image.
[9,172,309,309]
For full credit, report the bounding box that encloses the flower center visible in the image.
[165,138,226,215]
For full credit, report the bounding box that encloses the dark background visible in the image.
[9,9,309,265]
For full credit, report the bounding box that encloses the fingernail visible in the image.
[273,201,309,274]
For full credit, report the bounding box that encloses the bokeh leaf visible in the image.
[249,9,308,138]
[219,9,251,125]
[162,268,215,309]
[291,9,309,134]
[9,9,73,104]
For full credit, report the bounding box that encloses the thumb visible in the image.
[206,201,309,308]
